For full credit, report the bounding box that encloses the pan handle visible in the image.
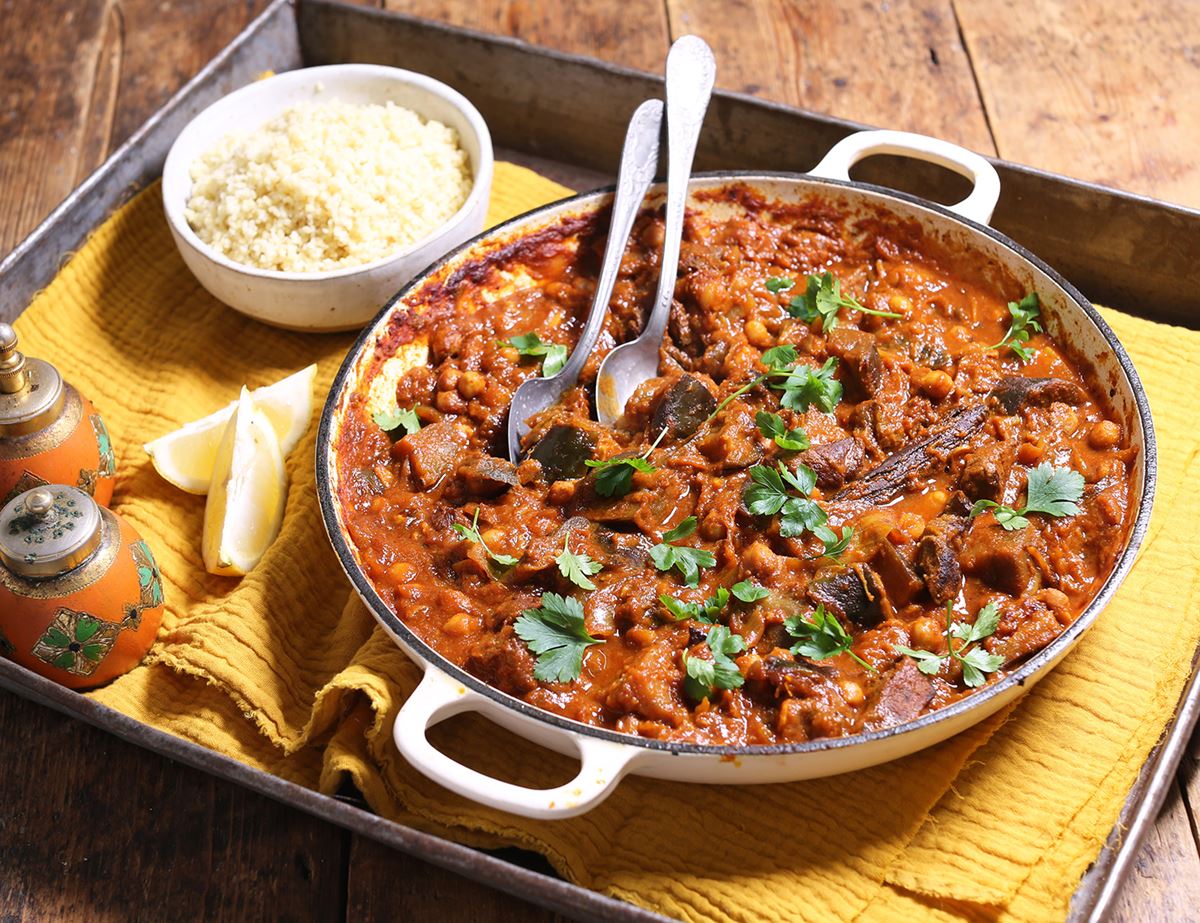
[808,129,1001,226]
[392,665,639,819]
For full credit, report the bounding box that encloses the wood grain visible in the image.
[346,835,565,922]
[385,0,671,71]
[665,0,995,152]
[1110,778,1200,922]
[953,0,1200,208]
[0,690,346,922]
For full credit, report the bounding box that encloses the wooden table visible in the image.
[2,1,1197,919]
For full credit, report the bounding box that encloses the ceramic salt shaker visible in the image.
[0,323,116,508]
[0,485,164,689]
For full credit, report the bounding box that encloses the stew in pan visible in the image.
[335,187,1134,745]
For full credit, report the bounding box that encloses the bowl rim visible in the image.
[316,170,1159,759]
[161,63,494,283]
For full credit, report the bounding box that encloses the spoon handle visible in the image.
[640,36,716,349]
[557,99,663,384]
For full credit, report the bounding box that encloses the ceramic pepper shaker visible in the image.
[0,485,164,689]
[0,323,116,508]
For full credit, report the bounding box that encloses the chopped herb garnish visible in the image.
[765,276,795,294]
[731,579,769,602]
[451,508,520,569]
[811,524,853,560]
[514,592,601,683]
[372,405,421,436]
[895,601,1004,688]
[760,344,798,370]
[743,462,829,540]
[650,516,717,587]
[683,624,746,701]
[755,411,810,451]
[970,463,1084,531]
[585,426,668,498]
[784,605,875,671]
[785,271,900,332]
[661,587,730,623]
[555,535,602,590]
[508,332,569,377]
[989,292,1042,363]
[773,357,843,413]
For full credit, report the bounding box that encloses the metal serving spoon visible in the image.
[505,98,664,462]
[594,35,716,426]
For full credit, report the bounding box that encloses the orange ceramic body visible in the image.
[0,512,163,689]
[0,384,116,508]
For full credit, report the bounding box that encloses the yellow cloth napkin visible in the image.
[13,161,1199,922]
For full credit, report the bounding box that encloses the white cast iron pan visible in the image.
[316,130,1157,819]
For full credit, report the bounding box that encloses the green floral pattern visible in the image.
[122,539,163,629]
[31,607,121,677]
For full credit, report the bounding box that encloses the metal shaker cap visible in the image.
[0,485,104,578]
[0,324,65,437]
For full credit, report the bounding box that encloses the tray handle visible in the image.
[393,666,639,819]
[809,129,1001,226]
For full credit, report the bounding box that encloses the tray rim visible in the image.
[0,0,1196,920]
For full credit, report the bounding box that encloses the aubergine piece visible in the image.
[862,660,935,730]
[826,328,885,399]
[392,421,469,489]
[649,374,716,440]
[799,437,866,490]
[807,565,886,628]
[916,533,963,604]
[960,518,1044,596]
[990,376,1087,415]
[455,451,519,497]
[529,424,597,481]
[871,540,925,607]
[759,656,836,697]
[957,440,1016,503]
[832,402,989,506]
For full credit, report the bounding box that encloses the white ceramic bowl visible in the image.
[162,64,494,332]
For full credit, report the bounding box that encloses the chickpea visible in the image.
[436,366,460,391]
[839,678,865,707]
[1017,440,1045,465]
[915,368,955,401]
[435,390,466,414]
[480,527,506,548]
[547,480,577,505]
[457,369,487,399]
[888,292,912,315]
[441,612,478,636]
[744,319,774,349]
[1037,588,1073,627]
[699,514,727,541]
[388,561,412,581]
[908,616,944,653]
[1088,420,1121,450]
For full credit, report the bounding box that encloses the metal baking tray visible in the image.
[1,1,1197,919]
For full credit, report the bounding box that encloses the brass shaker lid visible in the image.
[0,486,104,579]
[0,324,65,437]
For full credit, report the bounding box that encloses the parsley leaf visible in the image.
[765,276,795,294]
[756,411,810,451]
[970,463,1084,531]
[508,332,569,377]
[760,344,798,370]
[683,624,746,701]
[584,426,668,498]
[650,516,716,587]
[514,592,601,682]
[989,292,1042,362]
[661,586,730,623]
[452,508,520,568]
[811,524,854,560]
[787,271,900,332]
[784,605,875,671]
[731,579,769,602]
[555,535,602,590]
[895,601,1004,688]
[373,405,421,436]
[774,357,843,413]
[743,462,829,539]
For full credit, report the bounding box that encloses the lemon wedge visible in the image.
[144,364,316,494]
[202,388,287,576]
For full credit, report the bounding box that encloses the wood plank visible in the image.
[665,0,995,153]
[953,0,1200,208]
[346,835,566,923]
[386,0,670,72]
[1109,777,1200,922]
[0,689,346,921]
